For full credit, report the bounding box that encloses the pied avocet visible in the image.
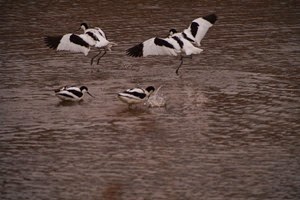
[126,13,217,74]
[55,85,94,101]
[118,86,155,107]
[44,23,116,65]
[79,23,117,65]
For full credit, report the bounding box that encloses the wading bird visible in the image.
[55,86,94,101]
[44,23,116,65]
[79,23,116,65]
[126,13,217,75]
[118,86,155,107]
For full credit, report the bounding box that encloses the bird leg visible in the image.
[176,56,184,75]
[175,55,193,75]
[96,50,107,65]
[90,50,103,65]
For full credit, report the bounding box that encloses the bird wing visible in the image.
[55,90,78,99]
[120,88,147,99]
[184,13,217,46]
[76,33,96,46]
[54,85,71,93]
[66,87,83,98]
[44,35,62,50]
[45,33,90,56]
[94,27,107,39]
[65,86,81,92]
[126,37,180,57]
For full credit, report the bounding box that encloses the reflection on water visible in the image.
[0,0,299,199]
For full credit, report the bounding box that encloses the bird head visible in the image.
[168,29,178,37]
[145,86,155,96]
[80,86,95,98]
[79,23,88,31]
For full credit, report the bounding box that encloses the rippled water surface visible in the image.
[1,1,299,199]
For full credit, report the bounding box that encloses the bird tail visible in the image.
[106,42,117,51]
[186,46,203,55]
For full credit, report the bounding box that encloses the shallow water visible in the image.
[0,1,299,199]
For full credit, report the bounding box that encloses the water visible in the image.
[0,1,299,199]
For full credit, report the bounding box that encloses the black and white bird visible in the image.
[118,86,155,107]
[79,23,116,65]
[55,85,94,101]
[44,23,116,65]
[126,13,217,74]
[168,29,204,74]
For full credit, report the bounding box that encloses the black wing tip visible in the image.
[44,35,62,49]
[203,13,218,24]
[126,43,143,57]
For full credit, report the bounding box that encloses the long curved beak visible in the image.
[87,92,95,98]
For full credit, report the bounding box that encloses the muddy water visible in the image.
[0,1,299,199]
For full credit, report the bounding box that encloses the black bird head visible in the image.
[80,86,88,91]
[80,86,95,98]
[79,23,89,31]
[146,86,155,94]
[168,29,178,37]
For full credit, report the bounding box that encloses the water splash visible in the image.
[147,85,166,107]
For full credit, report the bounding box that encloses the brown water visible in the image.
[0,1,299,200]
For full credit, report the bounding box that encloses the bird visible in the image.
[118,86,155,107]
[167,29,204,74]
[126,13,217,75]
[44,23,116,65]
[126,33,202,75]
[78,23,117,65]
[54,85,95,101]
[177,13,218,47]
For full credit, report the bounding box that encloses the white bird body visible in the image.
[144,37,181,56]
[182,40,203,55]
[170,33,203,56]
[55,86,94,101]
[84,28,110,48]
[118,86,155,106]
